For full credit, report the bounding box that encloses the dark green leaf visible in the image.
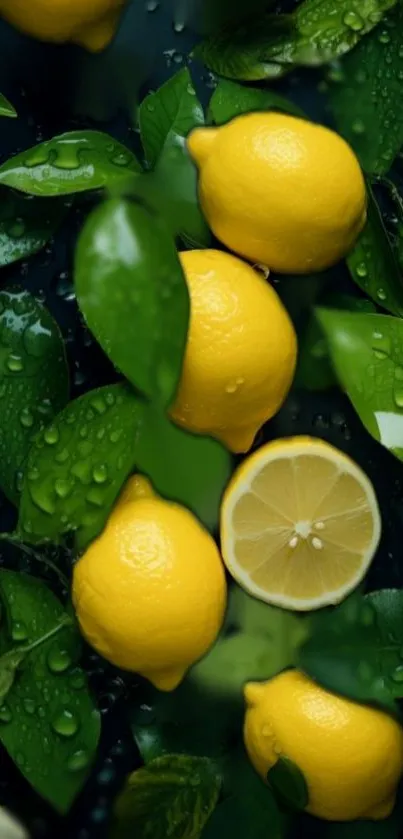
[195,0,396,81]
[112,754,221,839]
[135,404,232,531]
[296,294,376,391]
[131,677,241,764]
[139,69,211,247]
[0,190,68,267]
[267,757,309,811]
[0,289,69,505]
[346,184,403,316]
[330,4,403,175]
[202,754,280,839]
[297,593,398,715]
[17,383,143,549]
[0,131,141,197]
[75,197,189,407]
[316,307,403,459]
[364,590,403,698]
[208,78,304,124]
[0,94,17,119]
[0,570,100,813]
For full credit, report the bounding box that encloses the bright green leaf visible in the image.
[316,307,403,459]
[17,383,143,549]
[135,404,232,531]
[297,593,398,715]
[296,294,376,392]
[112,754,221,839]
[330,3,403,175]
[75,197,190,407]
[139,68,211,247]
[0,94,17,119]
[0,289,69,505]
[346,184,403,316]
[0,190,68,267]
[0,131,141,197]
[195,0,396,81]
[208,78,304,124]
[0,571,100,813]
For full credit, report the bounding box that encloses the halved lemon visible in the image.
[220,436,381,611]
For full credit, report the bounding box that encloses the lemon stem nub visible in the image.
[187,127,219,167]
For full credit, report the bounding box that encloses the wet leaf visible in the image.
[316,307,403,459]
[297,593,398,715]
[0,190,68,267]
[0,94,17,119]
[364,590,403,698]
[17,383,143,549]
[208,78,304,124]
[112,754,221,839]
[75,197,189,407]
[0,289,69,505]
[135,403,232,531]
[0,131,141,197]
[346,184,403,317]
[195,0,396,81]
[267,757,308,811]
[139,68,211,247]
[202,755,280,839]
[296,294,376,392]
[330,3,403,175]
[0,570,100,813]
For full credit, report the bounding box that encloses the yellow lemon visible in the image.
[188,112,366,274]
[0,0,126,51]
[221,436,381,610]
[171,249,297,453]
[73,475,227,691]
[244,670,403,821]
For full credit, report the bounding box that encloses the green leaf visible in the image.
[140,69,204,168]
[0,131,141,197]
[316,307,403,459]
[0,289,69,505]
[297,593,398,715]
[195,0,396,81]
[202,754,280,839]
[0,570,100,813]
[208,78,304,124]
[135,404,232,531]
[330,3,403,175]
[267,757,309,811]
[346,184,403,316]
[0,190,68,267]
[296,294,376,392]
[139,69,211,247]
[0,94,17,119]
[190,587,307,699]
[17,383,143,549]
[364,590,403,698]
[112,754,221,839]
[75,197,189,407]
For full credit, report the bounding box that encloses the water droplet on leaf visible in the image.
[52,708,79,738]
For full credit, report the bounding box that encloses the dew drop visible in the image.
[93,464,108,484]
[355,261,367,278]
[52,708,79,738]
[0,704,12,723]
[44,426,59,445]
[7,354,23,373]
[19,407,34,428]
[378,30,391,44]
[55,447,70,464]
[392,665,403,683]
[11,620,28,642]
[289,536,298,549]
[67,749,89,772]
[394,388,403,409]
[343,10,364,31]
[54,478,73,499]
[23,698,36,715]
[377,288,387,302]
[47,645,72,674]
[311,537,323,550]
[109,429,122,444]
[69,669,86,690]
